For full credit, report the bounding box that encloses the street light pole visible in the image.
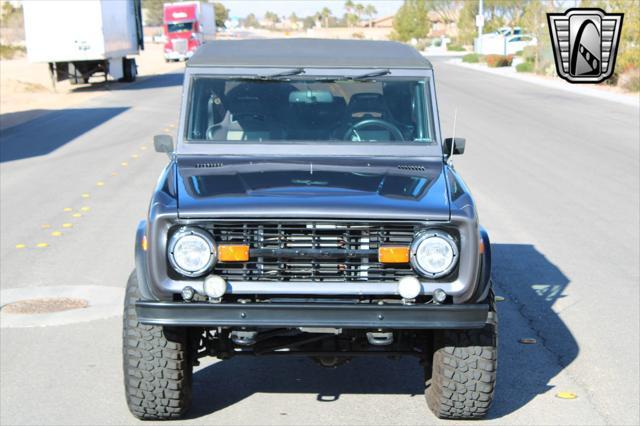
[476,0,484,54]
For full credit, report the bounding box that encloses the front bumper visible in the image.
[164,51,193,61]
[135,301,490,329]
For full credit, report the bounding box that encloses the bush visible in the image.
[516,61,534,73]
[447,44,465,52]
[0,44,25,60]
[414,39,429,51]
[462,53,482,63]
[485,54,513,67]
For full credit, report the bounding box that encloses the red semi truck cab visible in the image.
[163,1,215,62]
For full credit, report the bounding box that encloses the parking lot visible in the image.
[0,57,638,425]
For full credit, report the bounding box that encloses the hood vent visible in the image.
[194,162,224,168]
[397,164,425,172]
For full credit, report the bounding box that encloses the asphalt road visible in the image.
[1,59,638,425]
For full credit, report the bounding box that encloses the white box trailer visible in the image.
[23,0,144,87]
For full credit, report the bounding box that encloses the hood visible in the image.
[175,156,450,221]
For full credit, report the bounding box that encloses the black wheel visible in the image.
[122,272,193,420]
[122,58,137,82]
[425,318,497,419]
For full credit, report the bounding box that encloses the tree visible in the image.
[391,0,430,42]
[320,7,332,28]
[213,2,229,29]
[364,4,377,27]
[141,0,163,26]
[264,11,280,28]
[244,13,260,28]
[427,0,460,25]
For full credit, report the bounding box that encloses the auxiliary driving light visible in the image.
[433,288,447,304]
[181,286,195,302]
[398,276,421,299]
[203,275,227,299]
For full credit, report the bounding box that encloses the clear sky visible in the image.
[218,0,404,20]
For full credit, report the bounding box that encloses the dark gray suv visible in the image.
[123,39,497,421]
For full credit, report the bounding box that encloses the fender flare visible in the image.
[473,227,493,303]
[134,220,158,301]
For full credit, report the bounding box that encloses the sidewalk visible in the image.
[447,58,640,108]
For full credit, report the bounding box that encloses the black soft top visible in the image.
[187,38,432,69]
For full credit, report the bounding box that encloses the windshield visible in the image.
[185,76,435,144]
[167,22,193,33]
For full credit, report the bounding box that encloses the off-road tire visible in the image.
[122,272,193,420]
[425,323,497,419]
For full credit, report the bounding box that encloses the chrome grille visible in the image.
[171,38,188,54]
[207,222,419,282]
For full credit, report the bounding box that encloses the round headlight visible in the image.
[168,227,216,277]
[410,231,458,278]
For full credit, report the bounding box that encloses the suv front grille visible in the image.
[206,222,420,282]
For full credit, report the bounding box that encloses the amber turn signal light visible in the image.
[378,246,410,263]
[218,244,250,262]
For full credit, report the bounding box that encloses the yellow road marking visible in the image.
[121,162,128,167]
[72,213,82,218]
[81,193,90,198]
[51,231,62,237]
[556,392,577,400]
[169,124,176,128]
[131,154,139,159]
[63,207,73,212]
[15,244,26,249]
[62,223,73,228]
[140,146,147,150]
[80,206,90,212]
[36,242,49,248]
[41,224,51,229]
[96,181,105,187]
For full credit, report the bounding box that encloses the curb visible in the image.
[447,58,639,108]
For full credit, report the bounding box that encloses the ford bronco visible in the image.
[123,39,497,420]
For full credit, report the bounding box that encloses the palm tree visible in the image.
[320,7,332,28]
[365,4,377,28]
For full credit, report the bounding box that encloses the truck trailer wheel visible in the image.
[122,58,137,82]
[425,321,497,419]
[122,272,192,420]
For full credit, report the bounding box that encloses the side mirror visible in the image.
[154,134,173,157]
[443,137,465,156]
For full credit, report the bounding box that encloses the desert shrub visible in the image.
[516,61,534,73]
[462,53,482,63]
[485,54,513,67]
[447,44,465,52]
[414,39,429,51]
[0,44,25,60]
[351,32,365,39]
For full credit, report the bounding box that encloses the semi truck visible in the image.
[22,0,144,87]
[163,1,216,62]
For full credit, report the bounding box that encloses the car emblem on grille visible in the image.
[547,8,623,83]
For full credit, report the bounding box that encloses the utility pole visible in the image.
[476,0,484,54]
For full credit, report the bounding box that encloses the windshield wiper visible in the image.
[256,68,306,80]
[350,69,391,80]
[316,69,391,82]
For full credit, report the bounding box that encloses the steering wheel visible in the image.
[343,118,405,141]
